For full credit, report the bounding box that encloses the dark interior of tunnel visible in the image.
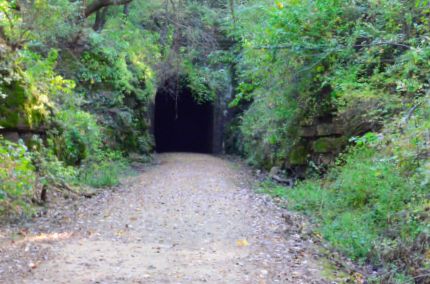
[154,85,213,153]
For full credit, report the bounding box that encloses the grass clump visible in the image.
[78,152,129,188]
[286,141,429,281]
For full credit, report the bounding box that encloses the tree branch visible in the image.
[123,3,130,16]
[84,0,133,18]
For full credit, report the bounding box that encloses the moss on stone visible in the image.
[0,82,27,128]
[312,137,346,153]
[289,145,308,165]
[0,81,46,129]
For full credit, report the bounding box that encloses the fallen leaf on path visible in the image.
[236,239,249,247]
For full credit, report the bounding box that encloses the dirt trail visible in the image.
[1,153,328,283]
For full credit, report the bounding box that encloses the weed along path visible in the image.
[2,153,329,283]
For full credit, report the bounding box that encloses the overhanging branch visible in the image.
[84,0,133,17]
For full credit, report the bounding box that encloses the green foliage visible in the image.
[0,137,36,217]
[0,0,24,46]
[0,47,76,129]
[227,0,430,169]
[32,137,128,189]
[78,161,122,188]
[50,109,102,166]
[228,4,430,279]
[153,0,229,104]
[257,180,289,199]
[23,0,81,43]
[69,9,160,154]
[31,138,79,187]
[0,1,428,282]
[0,0,149,216]
[181,60,214,103]
[255,93,430,280]
[323,148,420,257]
[282,106,430,279]
[78,15,159,102]
[80,47,131,95]
[238,88,297,168]
[0,0,79,45]
[78,152,128,188]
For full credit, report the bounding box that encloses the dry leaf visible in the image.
[236,239,249,247]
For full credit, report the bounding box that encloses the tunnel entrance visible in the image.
[154,86,213,153]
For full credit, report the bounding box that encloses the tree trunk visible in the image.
[228,0,235,23]
[123,3,130,16]
[93,7,109,31]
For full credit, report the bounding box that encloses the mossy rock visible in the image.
[316,123,344,136]
[312,137,347,153]
[0,81,45,129]
[288,145,308,165]
[0,82,26,128]
[298,126,317,137]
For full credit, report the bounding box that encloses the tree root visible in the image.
[34,174,97,204]
[56,182,96,199]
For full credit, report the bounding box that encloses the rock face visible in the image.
[286,116,351,173]
[284,109,380,175]
[288,145,308,166]
[269,166,281,178]
[0,79,49,145]
[316,122,344,136]
[312,137,346,153]
[1,129,46,146]
[2,132,20,142]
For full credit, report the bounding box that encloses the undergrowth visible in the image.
[259,115,430,282]
[0,133,130,221]
[0,138,36,218]
[77,152,129,188]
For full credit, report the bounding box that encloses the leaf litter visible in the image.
[0,153,346,283]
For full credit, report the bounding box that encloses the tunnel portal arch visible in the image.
[154,85,215,153]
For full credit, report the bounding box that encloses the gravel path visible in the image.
[1,153,328,283]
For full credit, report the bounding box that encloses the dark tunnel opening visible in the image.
[154,86,214,153]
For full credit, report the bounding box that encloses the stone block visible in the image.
[288,145,308,165]
[298,126,317,137]
[312,137,346,153]
[316,123,344,136]
[2,131,20,142]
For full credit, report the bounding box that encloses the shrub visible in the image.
[0,137,36,217]
[50,109,102,165]
[31,139,79,187]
